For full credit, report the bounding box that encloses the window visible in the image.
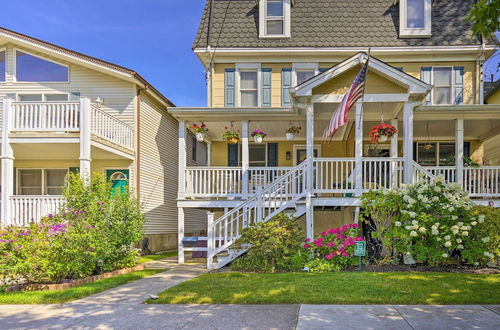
[416,142,470,166]
[259,0,291,38]
[421,67,464,105]
[0,50,5,82]
[16,50,69,82]
[17,93,69,102]
[18,94,43,102]
[248,144,267,167]
[399,0,431,38]
[293,63,318,87]
[45,94,69,102]
[296,70,315,85]
[240,71,258,107]
[18,169,68,195]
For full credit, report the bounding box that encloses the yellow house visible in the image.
[0,27,207,252]
[171,0,500,269]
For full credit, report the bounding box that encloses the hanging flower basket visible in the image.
[286,126,301,141]
[369,123,398,143]
[191,122,208,142]
[222,126,240,144]
[251,129,267,144]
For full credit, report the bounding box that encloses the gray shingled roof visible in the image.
[193,0,497,49]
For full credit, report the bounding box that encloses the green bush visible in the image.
[231,213,307,272]
[361,177,493,266]
[0,173,143,288]
[469,205,500,263]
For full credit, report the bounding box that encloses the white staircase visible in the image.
[207,161,309,270]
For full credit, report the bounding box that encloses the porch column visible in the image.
[390,119,399,187]
[206,141,212,166]
[1,99,14,227]
[403,102,416,184]
[241,121,249,197]
[354,103,363,196]
[207,211,214,270]
[455,119,464,186]
[79,98,91,182]
[178,120,186,199]
[305,103,314,239]
[178,207,185,264]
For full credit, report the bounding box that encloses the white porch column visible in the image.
[178,120,186,199]
[1,99,14,227]
[206,141,212,166]
[354,103,363,196]
[206,211,214,270]
[79,98,91,182]
[178,207,185,264]
[403,102,416,184]
[390,119,399,187]
[455,119,464,186]
[305,103,314,239]
[241,121,249,197]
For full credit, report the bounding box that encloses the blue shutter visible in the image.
[267,143,278,167]
[282,68,292,107]
[224,69,235,107]
[228,144,239,167]
[261,68,272,107]
[421,67,432,105]
[453,67,464,105]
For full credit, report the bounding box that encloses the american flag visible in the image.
[322,58,369,141]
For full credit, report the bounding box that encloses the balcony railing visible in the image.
[91,104,134,150]
[10,196,65,227]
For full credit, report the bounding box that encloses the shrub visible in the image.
[231,213,306,272]
[303,224,362,272]
[361,177,493,266]
[469,205,500,263]
[0,173,143,288]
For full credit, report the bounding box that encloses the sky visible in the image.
[1,0,499,107]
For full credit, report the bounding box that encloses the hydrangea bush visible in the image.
[361,176,493,265]
[0,173,143,288]
[303,224,363,271]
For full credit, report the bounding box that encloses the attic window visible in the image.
[259,0,291,38]
[400,0,431,38]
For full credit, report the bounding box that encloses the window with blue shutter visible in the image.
[453,66,464,105]
[267,143,278,167]
[228,144,239,167]
[224,68,235,107]
[282,68,292,107]
[261,68,272,107]
[420,67,432,105]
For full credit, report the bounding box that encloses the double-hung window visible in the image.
[239,71,258,107]
[421,67,464,105]
[259,0,291,38]
[399,0,431,37]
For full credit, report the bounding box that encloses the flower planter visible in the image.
[286,133,294,141]
[254,136,264,144]
[378,135,388,143]
[195,132,205,142]
[227,137,239,144]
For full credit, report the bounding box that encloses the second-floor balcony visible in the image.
[3,99,134,151]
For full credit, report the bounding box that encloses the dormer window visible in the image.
[400,0,431,38]
[259,0,291,38]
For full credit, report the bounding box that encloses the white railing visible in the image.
[10,196,65,227]
[207,161,308,269]
[12,102,80,131]
[314,158,356,193]
[248,167,292,192]
[426,166,457,183]
[91,105,134,150]
[185,167,243,197]
[464,167,500,197]
[412,161,438,183]
[362,158,405,191]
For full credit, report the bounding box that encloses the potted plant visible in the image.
[286,125,301,140]
[222,126,240,144]
[251,129,267,143]
[191,122,208,142]
[369,123,398,143]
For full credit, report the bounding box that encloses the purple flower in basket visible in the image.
[250,129,267,138]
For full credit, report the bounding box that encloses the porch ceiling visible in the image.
[11,143,131,160]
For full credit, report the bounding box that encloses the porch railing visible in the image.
[314,158,356,193]
[362,158,404,191]
[426,166,457,182]
[10,196,65,227]
[185,167,243,197]
[91,105,134,150]
[12,102,80,131]
[464,167,500,197]
[248,167,292,192]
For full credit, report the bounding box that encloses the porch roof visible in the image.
[167,107,300,121]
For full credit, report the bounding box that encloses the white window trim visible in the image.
[292,63,318,87]
[428,66,461,106]
[259,0,291,38]
[17,168,69,195]
[13,48,70,83]
[399,0,432,38]
[16,92,70,102]
[0,47,6,83]
[416,141,457,166]
[235,63,261,107]
[292,144,322,165]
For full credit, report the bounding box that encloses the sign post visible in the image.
[354,241,366,272]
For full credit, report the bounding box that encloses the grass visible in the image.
[0,269,163,304]
[148,272,500,305]
[139,250,178,264]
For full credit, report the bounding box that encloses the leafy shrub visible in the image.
[231,213,306,272]
[361,177,493,266]
[303,224,362,272]
[469,205,500,263]
[0,173,143,288]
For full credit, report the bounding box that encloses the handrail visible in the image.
[90,105,134,149]
[11,102,80,131]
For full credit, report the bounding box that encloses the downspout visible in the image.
[136,85,149,201]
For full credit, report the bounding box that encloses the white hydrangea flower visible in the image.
[419,227,427,233]
[435,186,442,193]
[478,215,485,223]
[409,212,417,218]
[435,222,440,227]
[474,262,479,266]
[444,235,451,240]
[410,231,418,237]
[457,222,464,227]
[405,226,413,230]
[457,244,464,249]
[437,237,442,241]
[395,221,402,227]
[413,224,419,230]
[471,221,477,226]
[451,215,458,221]
[412,220,418,225]
[456,238,462,243]
[444,241,452,247]
[442,253,448,258]
[460,226,468,231]
[431,229,439,235]
[461,231,469,236]
[481,237,490,243]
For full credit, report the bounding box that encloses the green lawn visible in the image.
[148,272,500,305]
[0,269,163,304]
[139,251,178,264]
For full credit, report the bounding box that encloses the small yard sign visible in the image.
[354,241,366,272]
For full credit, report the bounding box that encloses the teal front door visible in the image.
[106,170,129,195]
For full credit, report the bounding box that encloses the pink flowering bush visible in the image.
[304,224,363,272]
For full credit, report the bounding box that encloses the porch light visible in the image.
[286,151,291,160]
[95,97,104,107]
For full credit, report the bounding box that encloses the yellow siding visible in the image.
[213,63,234,107]
[486,89,500,104]
[262,63,292,107]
